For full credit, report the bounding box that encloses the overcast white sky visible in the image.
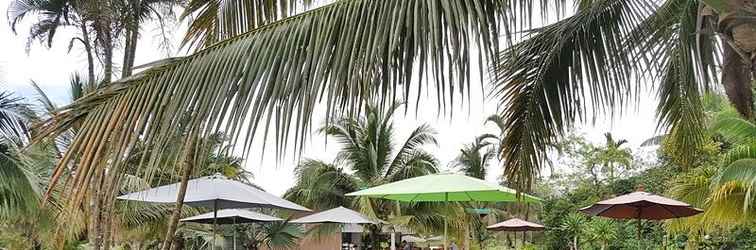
[0,0,661,195]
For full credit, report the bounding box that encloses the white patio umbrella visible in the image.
[291,206,381,249]
[181,209,283,250]
[118,173,310,249]
[290,206,380,225]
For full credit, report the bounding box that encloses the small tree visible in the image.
[560,213,587,250]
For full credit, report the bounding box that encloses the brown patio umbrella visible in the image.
[486,218,545,232]
[579,189,703,239]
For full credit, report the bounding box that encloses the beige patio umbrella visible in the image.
[486,218,545,232]
[579,189,702,239]
[487,218,544,248]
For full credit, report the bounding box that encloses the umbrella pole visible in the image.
[636,206,642,241]
[444,193,448,250]
[213,200,218,250]
[233,217,237,250]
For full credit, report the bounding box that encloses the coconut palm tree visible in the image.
[666,100,755,242]
[594,133,632,181]
[8,0,98,83]
[451,135,497,179]
[284,101,444,243]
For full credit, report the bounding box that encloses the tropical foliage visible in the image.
[284,102,462,246]
[3,0,756,248]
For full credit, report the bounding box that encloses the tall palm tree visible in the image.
[595,133,632,181]
[451,135,497,179]
[284,101,442,243]
[120,0,183,77]
[8,0,98,83]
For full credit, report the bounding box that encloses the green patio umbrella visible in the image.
[346,173,540,249]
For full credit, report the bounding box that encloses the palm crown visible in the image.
[285,101,439,211]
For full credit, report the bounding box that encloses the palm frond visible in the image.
[284,159,358,210]
[258,220,303,250]
[0,92,31,142]
[711,158,756,212]
[388,150,439,182]
[180,0,313,50]
[719,144,756,170]
[387,124,438,177]
[8,0,77,49]
[657,2,708,167]
[713,116,756,145]
[490,0,655,190]
[0,148,40,219]
[38,0,507,211]
[30,81,57,115]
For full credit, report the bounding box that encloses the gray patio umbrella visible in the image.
[181,209,283,250]
[118,173,310,249]
[118,173,310,210]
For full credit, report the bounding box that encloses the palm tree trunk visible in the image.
[122,7,140,78]
[161,135,196,250]
[102,40,113,84]
[714,0,756,118]
[122,29,133,78]
[79,22,96,84]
